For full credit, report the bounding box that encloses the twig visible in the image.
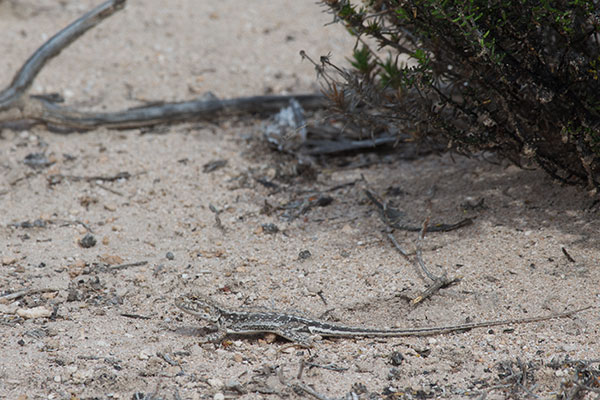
[365,189,473,232]
[156,352,180,367]
[304,362,348,372]
[92,182,124,196]
[0,288,61,304]
[412,220,461,304]
[297,359,306,380]
[415,218,436,281]
[303,135,398,155]
[561,247,576,263]
[52,219,95,233]
[388,219,461,305]
[110,261,148,270]
[293,383,337,400]
[120,313,151,320]
[387,233,411,259]
[366,181,464,303]
[48,171,133,184]
[276,364,338,400]
[209,204,226,232]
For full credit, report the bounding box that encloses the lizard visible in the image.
[175,292,591,348]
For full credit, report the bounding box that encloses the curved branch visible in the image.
[0,0,126,110]
[0,0,330,132]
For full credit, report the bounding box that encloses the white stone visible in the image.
[208,378,224,389]
[16,306,52,319]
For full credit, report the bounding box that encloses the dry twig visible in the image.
[365,189,472,232]
[388,221,461,305]
[0,287,62,304]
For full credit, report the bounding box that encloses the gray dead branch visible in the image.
[0,0,327,131]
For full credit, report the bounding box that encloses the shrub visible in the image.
[320,0,600,190]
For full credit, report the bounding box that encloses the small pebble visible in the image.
[66,365,78,374]
[298,249,311,260]
[72,368,94,384]
[225,378,243,391]
[261,223,279,234]
[562,344,578,352]
[33,219,46,228]
[213,393,225,400]
[79,233,96,248]
[208,378,224,389]
[2,257,17,265]
[166,252,175,260]
[138,349,152,360]
[389,351,404,366]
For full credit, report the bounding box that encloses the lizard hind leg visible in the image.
[277,323,315,348]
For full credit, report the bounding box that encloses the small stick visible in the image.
[293,383,336,400]
[278,365,335,400]
[388,223,460,305]
[209,204,226,232]
[415,218,437,281]
[110,261,148,270]
[410,219,461,305]
[562,247,576,263]
[156,352,179,367]
[93,182,124,196]
[297,359,305,380]
[120,313,151,320]
[387,233,411,259]
[49,171,132,184]
[304,362,348,372]
[0,288,61,304]
[365,189,473,232]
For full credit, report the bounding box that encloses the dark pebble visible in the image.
[390,351,404,366]
[298,250,311,260]
[79,233,96,248]
[261,223,279,234]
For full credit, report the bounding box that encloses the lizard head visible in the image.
[175,292,221,322]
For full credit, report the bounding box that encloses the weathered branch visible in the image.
[18,94,327,130]
[0,0,328,131]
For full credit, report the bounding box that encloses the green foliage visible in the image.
[349,46,375,75]
[378,56,404,89]
[321,0,600,189]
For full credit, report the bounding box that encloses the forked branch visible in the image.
[0,0,327,131]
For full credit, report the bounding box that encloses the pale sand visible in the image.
[0,1,598,399]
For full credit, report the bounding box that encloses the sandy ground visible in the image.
[0,1,599,399]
